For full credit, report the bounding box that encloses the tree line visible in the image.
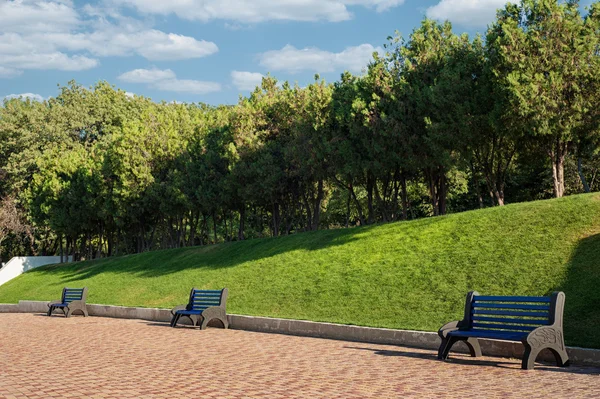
[1,0,599,262]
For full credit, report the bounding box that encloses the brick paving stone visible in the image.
[0,313,598,398]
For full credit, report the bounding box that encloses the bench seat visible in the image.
[170,288,229,330]
[447,330,528,341]
[438,291,569,370]
[175,309,205,316]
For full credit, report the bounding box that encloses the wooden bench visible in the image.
[438,291,569,370]
[47,287,89,318]
[170,288,229,329]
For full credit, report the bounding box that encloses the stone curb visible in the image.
[2,301,599,367]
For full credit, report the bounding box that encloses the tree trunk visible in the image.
[212,212,218,244]
[494,184,505,206]
[367,173,375,224]
[79,235,84,260]
[272,203,280,237]
[87,232,92,260]
[373,182,389,223]
[72,236,77,261]
[302,194,312,232]
[550,139,567,198]
[401,174,408,220]
[223,211,228,242]
[107,231,113,257]
[470,162,484,209]
[345,189,351,228]
[312,179,324,230]
[578,157,591,193]
[238,206,245,241]
[438,170,447,216]
[349,183,365,225]
[392,171,400,221]
[426,169,439,216]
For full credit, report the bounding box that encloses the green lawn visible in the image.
[1,194,600,348]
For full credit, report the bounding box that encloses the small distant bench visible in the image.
[47,287,89,318]
[438,291,569,370]
[170,288,229,329]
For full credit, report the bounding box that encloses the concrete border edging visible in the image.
[2,301,599,367]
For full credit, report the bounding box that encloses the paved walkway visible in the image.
[0,314,598,399]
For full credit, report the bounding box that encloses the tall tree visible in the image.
[390,20,462,215]
[488,0,600,197]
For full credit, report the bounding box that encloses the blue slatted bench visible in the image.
[170,288,229,330]
[47,287,89,318]
[438,291,569,370]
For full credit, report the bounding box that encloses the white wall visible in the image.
[0,256,72,286]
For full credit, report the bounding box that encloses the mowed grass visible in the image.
[1,194,600,348]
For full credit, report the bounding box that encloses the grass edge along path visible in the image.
[1,193,599,348]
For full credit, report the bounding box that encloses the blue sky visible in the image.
[0,0,595,105]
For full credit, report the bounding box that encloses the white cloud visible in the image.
[0,0,79,33]
[3,93,45,102]
[37,29,218,61]
[134,32,218,61]
[110,0,405,23]
[0,1,218,76]
[0,52,98,71]
[0,66,23,78]
[118,68,177,83]
[153,79,222,95]
[119,68,222,95]
[426,0,509,28]
[259,44,381,74]
[231,71,264,91]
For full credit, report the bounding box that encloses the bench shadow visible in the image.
[345,346,600,375]
[144,322,172,328]
[345,346,438,361]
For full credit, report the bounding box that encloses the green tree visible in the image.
[488,0,600,197]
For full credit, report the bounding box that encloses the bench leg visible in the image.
[437,337,449,359]
[522,342,570,370]
[465,337,482,358]
[550,348,570,368]
[438,337,459,360]
[522,343,540,370]
[66,307,87,318]
[199,315,228,330]
[170,313,181,328]
[47,306,54,317]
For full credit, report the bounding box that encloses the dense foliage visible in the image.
[1,0,599,261]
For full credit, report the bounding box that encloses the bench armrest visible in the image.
[438,320,464,338]
[525,325,565,349]
[171,304,187,316]
[66,300,86,308]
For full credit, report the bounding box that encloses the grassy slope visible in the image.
[1,194,599,348]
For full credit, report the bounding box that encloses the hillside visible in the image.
[1,194,599,348]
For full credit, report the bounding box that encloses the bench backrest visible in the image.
[61,287,87,304]
[462,291,565,333]
[187,288,227,312]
